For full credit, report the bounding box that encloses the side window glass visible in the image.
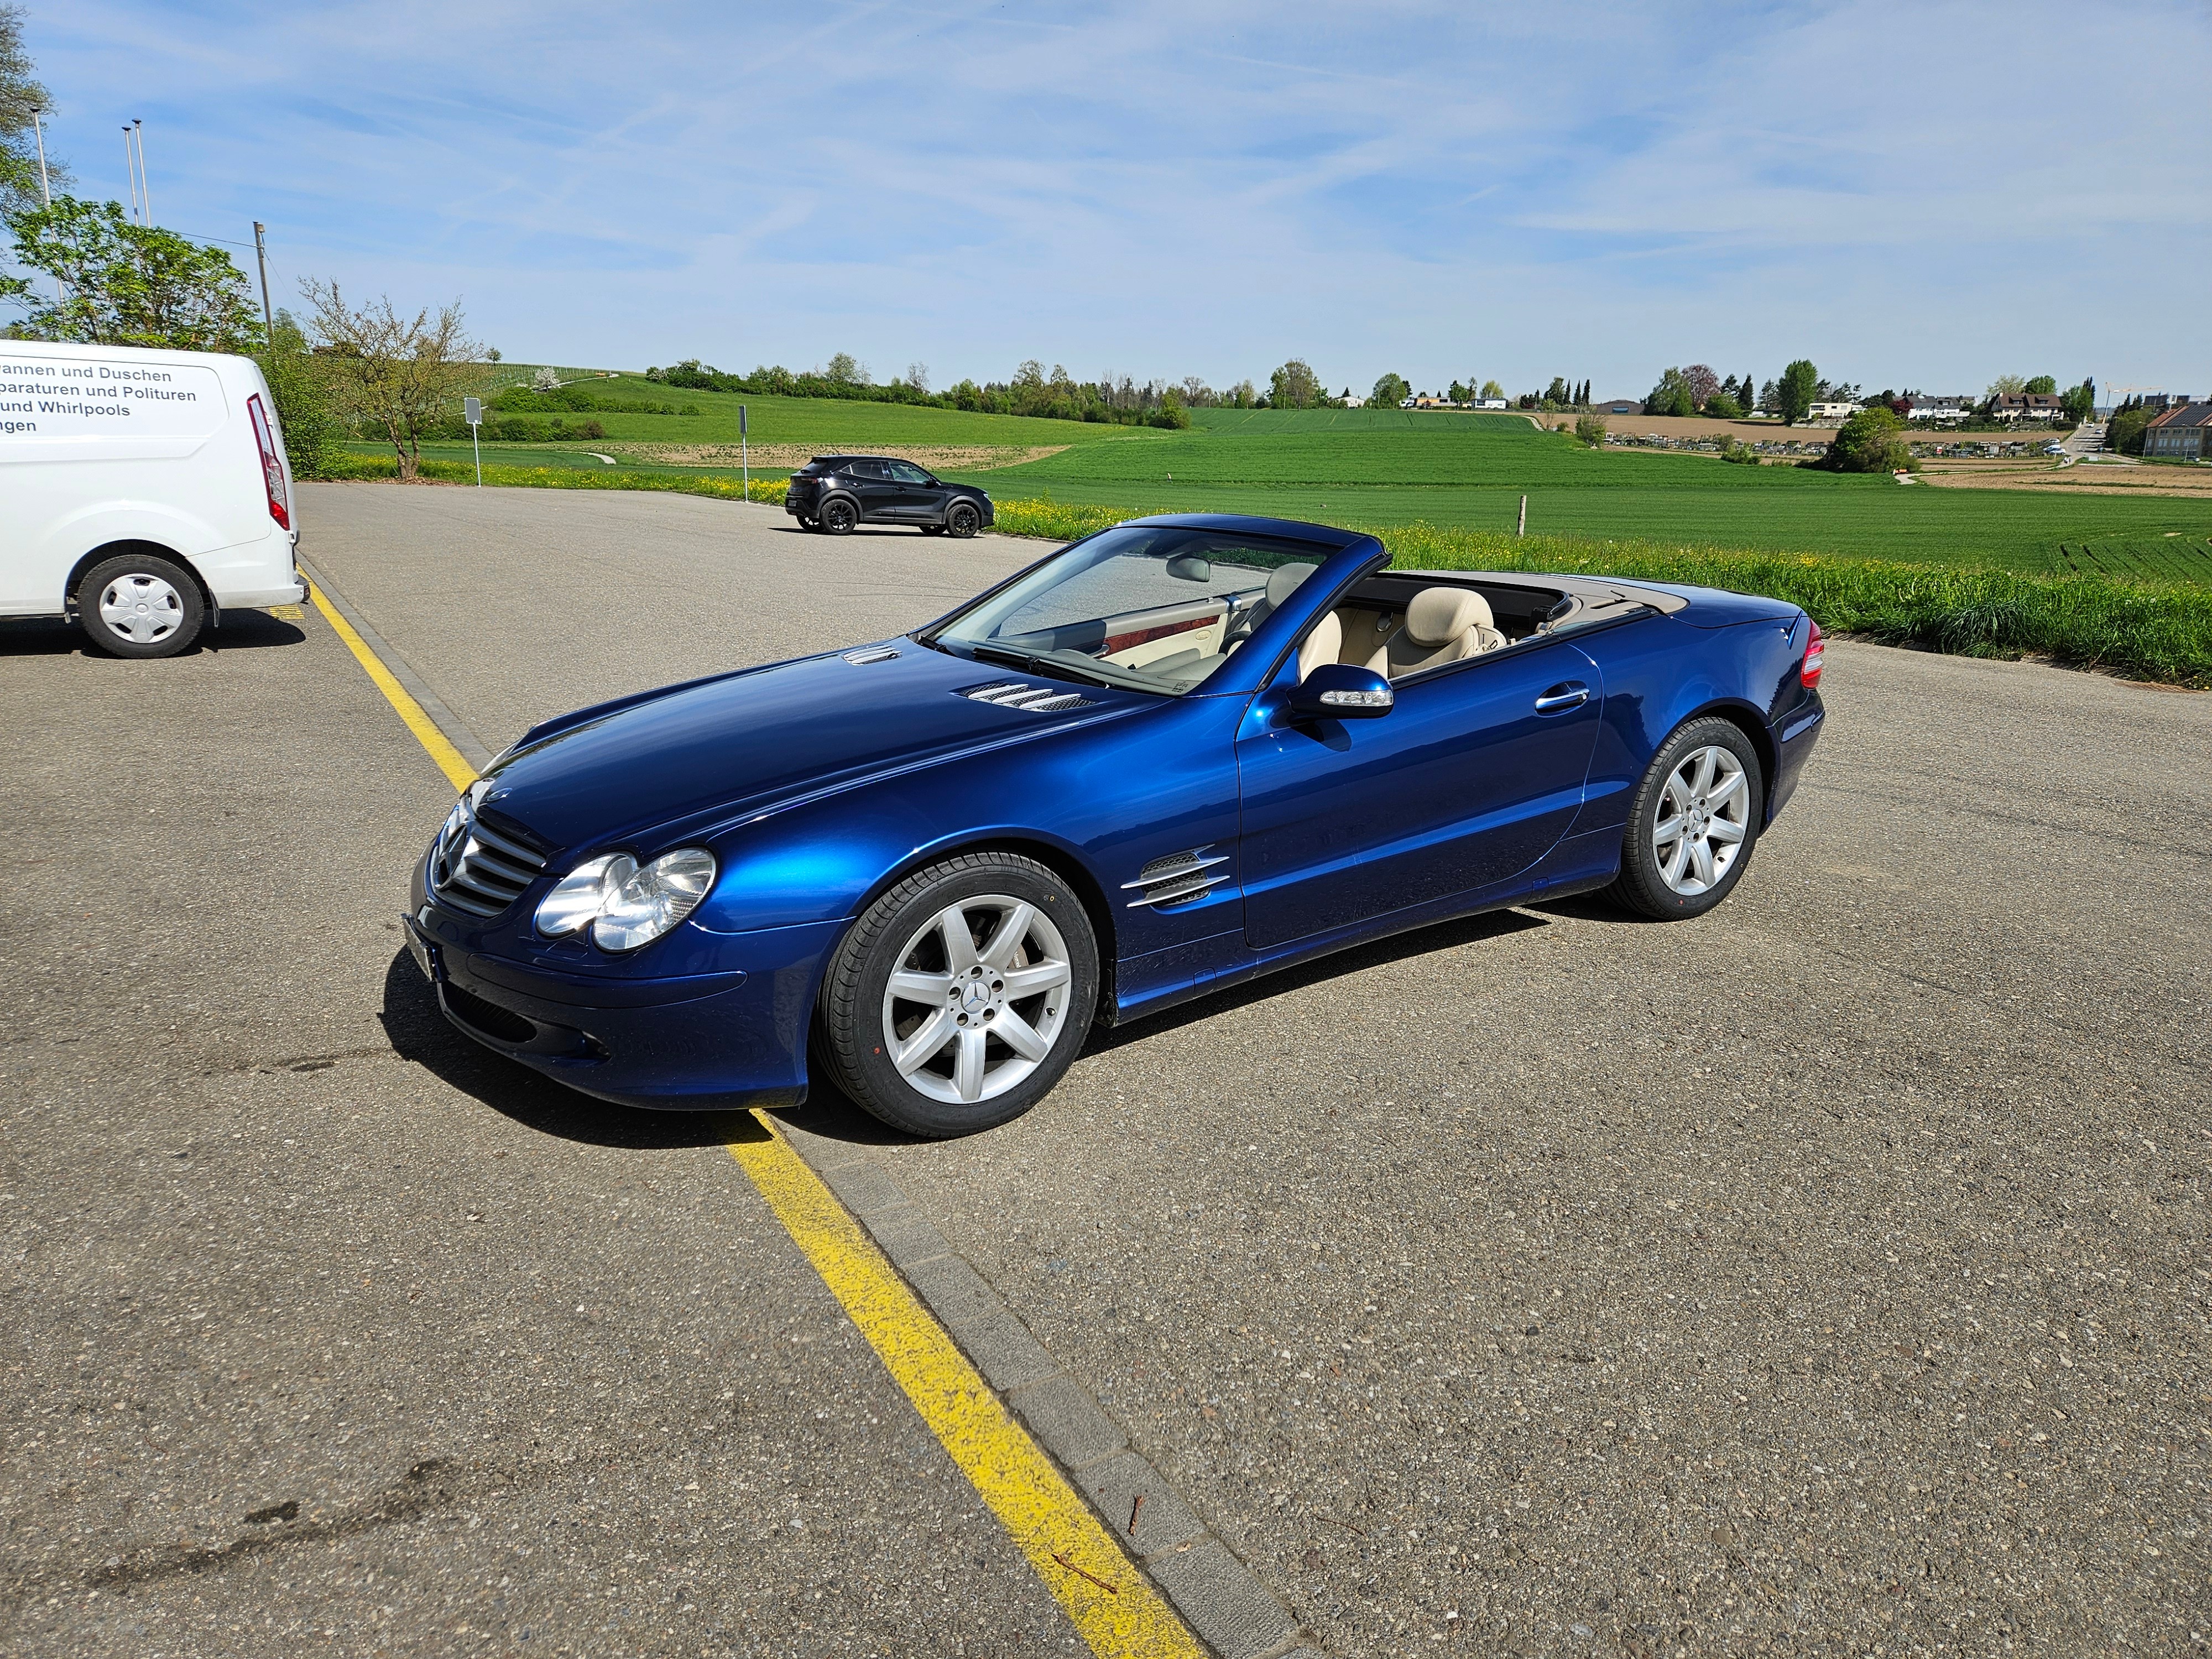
[888,461,930,484]
[849,460,886,480]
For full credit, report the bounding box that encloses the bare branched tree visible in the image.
[300,278,481,478]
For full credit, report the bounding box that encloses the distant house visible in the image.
[1904,394,1971,422]
[1990,393,2065,421]
[1342,395,1366,409]
[2143,402,2212,458]
[1475,397,1510,410]
[1807,400,1863,422]
[1595,398,1642,416]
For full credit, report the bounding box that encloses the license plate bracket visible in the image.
[402,913,446,984]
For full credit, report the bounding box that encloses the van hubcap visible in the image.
[99,574,184,644]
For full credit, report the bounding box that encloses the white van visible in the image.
[1,338,305,658]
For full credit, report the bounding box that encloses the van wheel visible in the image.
[77,554,205,659]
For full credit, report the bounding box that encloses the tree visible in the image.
[1645,367,1695,418]
[2106,402,2151,456]
[1270,359,1322,410]
[531,364,559,391]
[1819,405,1912,473]
[1573,413,1606,448]
[824,351,866,386]
[2022,374,2056,397]
[2062,377,2096,424]
[1,5,70,219]
[903,361,930,393]
[1704,391,1744,420]
[1479,379,1503,401]
[6,196,260,350]
[301,278,481,479]
[1447,379,1468,404]
[1371,371,1410,409]
[1777,359,1819,425]
[254,307,336,480]
[1225,378,1256,409]
[1544,375,1570,406]
[1986,374,2025,401]
[1681,364,1720,409]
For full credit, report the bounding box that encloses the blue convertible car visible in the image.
[406,515,1825,1136]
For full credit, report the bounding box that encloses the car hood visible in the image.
[473,644,1136,855]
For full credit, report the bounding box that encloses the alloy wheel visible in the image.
[1653,744,1750,896]
[879,894,1073,1104]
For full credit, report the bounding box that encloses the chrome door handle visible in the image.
[1533,682,1590,712]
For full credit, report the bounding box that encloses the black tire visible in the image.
[1605,716,1765,920]
[946,501,981,539]
[76,552,205,659]
[821,497,858,535]
[820,852,1099,1138]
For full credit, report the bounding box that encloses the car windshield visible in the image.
[926,525,1334,695]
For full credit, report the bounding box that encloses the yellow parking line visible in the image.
[729,1115,1204,1659]
[306,582,477,791]
[320,594,1200,1657]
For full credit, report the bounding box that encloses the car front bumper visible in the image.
[405,860,837,1110]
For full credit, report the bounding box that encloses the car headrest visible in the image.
[1405,587,1493,646]
[1297,611,1342,680]
[1266,562,1318,608]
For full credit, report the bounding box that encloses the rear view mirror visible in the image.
[1164,554,1213,582]
[1287,662,1394,721]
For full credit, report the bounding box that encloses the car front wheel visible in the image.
[946,502,981,539]
[820,852,1099,1138]
[821,498,858,535]
[1607,716,1764,919]
[77,553,205,659]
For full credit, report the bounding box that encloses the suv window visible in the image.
[885,461,931,484]
[843,459,885,479]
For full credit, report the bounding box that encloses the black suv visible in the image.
[784,456,995,538]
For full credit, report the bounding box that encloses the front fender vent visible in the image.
[1121,845,1230,910]
[961,681,1097,714]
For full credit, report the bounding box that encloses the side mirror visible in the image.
[1164,554,1213,582]
[1286,662,1394,721]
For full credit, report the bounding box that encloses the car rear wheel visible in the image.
[820,852,1098,1138]
[77,553,205,659]
[1606,717,1764,920]
[946,501,981,539]
[821,498,858,535]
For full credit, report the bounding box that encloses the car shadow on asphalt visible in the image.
[0,612,307,656]
[378,948,766,1150]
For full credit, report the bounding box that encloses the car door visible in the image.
[882,459,941,521]
[1234,638,1604,950]
[844,459,901,521]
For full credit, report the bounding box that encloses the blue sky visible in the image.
[17,1,2212,397]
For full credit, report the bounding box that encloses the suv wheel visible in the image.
[821,498,858,535]
[946,502,981,539]
[77,553,205,659]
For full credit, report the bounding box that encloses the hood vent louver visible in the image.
[961,680,1097,714]
[1121,845,1229,910]
[843,646,900,665]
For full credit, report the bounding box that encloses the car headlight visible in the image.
[535,847,716,951]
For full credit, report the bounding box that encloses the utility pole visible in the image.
[124,126,140,223]
[29,107,51,205]
[133,120,150,224]
[740,403,749,500]
[253,222,274,342]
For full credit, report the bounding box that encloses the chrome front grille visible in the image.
[427,797,549,919]
[962,680,1097,713]
[1121,845,1230,910]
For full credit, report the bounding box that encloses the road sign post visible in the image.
[740,404,749,500]
[465,397,483,487]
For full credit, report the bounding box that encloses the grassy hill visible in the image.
[354,377,2212,583]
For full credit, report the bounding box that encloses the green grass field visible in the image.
[349,377,2212,584]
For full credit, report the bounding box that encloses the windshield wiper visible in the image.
[959,640,1120,690]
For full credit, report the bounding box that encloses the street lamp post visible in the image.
[253,222,274,343]
[133,119,150,223]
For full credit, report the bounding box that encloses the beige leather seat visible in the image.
[1368,587,1505,679]
[1296,611,1342,680]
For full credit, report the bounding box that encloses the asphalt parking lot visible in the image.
[4,482,2207,1658]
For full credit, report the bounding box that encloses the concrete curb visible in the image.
[776,1118,1321,1659]
[295,551,498,774]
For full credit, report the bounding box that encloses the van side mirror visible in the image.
[1286,662,1394,720]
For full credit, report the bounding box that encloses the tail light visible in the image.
[247,393,291,530]
[1800,618,1824,688]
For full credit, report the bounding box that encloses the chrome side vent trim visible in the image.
[961,681,1098,713]
[843,646,900,665]
[427,799,550,919]
[1120,844,1230,910]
